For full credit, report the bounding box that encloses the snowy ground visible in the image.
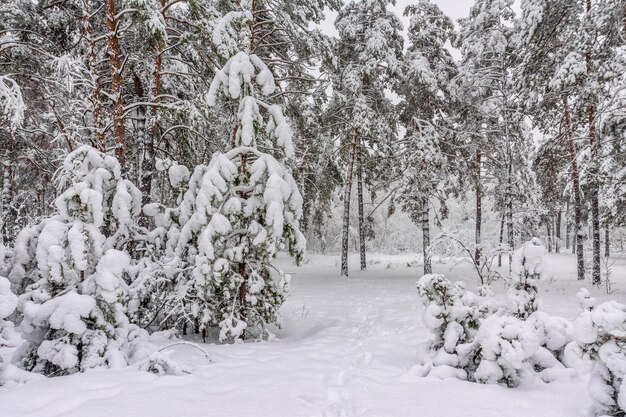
[1,252,625,417]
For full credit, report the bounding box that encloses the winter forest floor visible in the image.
[1,252,625,417]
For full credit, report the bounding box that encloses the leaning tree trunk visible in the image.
[422,196,432,275]
[341,131,358,277]
[475,149,482,266]
[105,0,126,169]
[563,96,585,280]
[356,143,366,270]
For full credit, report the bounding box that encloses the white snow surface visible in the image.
[1,252,625,417]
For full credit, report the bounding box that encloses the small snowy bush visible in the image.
[574,300,626,416]
[473,315,540,387]
[10,147,142,375]
[508,238,547,319]
[416,274,494,379]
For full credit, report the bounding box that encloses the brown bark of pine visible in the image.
[105,0,126,169]
[82,2,106,152]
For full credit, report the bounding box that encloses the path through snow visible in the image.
[2,252,623,417]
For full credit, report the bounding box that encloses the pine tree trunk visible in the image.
[82,2,105,152]
[565,201,570,250]
[139,51,162,220]
[341,131,358,277]
[475,149,482,266]
[546,218,552,253]
[585,0,601,287]
[506,153,514,274]
[588,107,601,285]
[105,0,126,169]
[554,210,561,253]
[563,96,585,280]
[605,228,610,258]
[422,197,432,275]
[356,143,366,270]
[498,213,505,267]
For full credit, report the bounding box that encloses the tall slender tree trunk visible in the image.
[565,201,571,250]
[585,0,601,286]
[356,143,366,270]
[422,197,432,275]
[506,149,514,274]
[605,228,610,258]
[341,130,358,277]
[475,149,482,265]
[498,213,505,267]
[140,1,166,214]
[556,210,561,253]
[105,0,126,169]
[82,2,105,151]
[546,218,552,253]
[563,95,585,280]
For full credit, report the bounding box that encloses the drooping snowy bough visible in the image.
[9,146,142,375]
[164,5,305,342]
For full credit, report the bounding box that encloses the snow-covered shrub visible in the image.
[416,274,494,379]
[137,351,188,376]
[508,238,547,319]
[0,275,19,348]
[10,146,142,375]
[473,315,540,387]
[511,237,547,281]
[574,300,626,416]
[160,6,306,342]
[507,279,539,320]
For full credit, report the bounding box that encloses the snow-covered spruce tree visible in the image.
[416,274,494,379]
[169,5,305,342]
[574,300,626,416]
[10,146,141,375]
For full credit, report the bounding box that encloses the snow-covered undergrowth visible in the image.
[1,252,624,417]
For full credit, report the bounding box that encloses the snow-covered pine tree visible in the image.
[455,0,535,272]
[169,4,305,342]
[10,146,141,375]
[330,0,403,275]
[397,0,459,276]
[574,300,626,416]
[416,274,494,380]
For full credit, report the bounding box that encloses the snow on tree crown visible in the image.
[207,7,295,158]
